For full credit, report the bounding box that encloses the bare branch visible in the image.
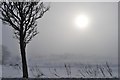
[0,2,49,44]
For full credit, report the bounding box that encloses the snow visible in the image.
[2,64,118,78]
[0,65,2,79]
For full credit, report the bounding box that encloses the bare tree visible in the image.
[0,1,49,78]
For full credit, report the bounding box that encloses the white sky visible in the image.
[2,2,118,65]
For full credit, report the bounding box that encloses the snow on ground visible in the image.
[0,65,2,79]
[2,64,118,78]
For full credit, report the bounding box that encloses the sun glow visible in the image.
[75,14,89,29]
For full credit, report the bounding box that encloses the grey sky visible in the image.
[0,20,1,45]
[2,2,118,65]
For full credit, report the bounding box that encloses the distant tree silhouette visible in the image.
[2,45,11,65]
[0,1,49,78]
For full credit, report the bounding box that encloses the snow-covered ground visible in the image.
[0,60,1,79]
[2,64,118,78]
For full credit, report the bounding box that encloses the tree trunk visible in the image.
[20,40,28,78]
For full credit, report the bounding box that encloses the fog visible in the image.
[2,2,118,66]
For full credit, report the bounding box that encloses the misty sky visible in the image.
[2,2,118,65]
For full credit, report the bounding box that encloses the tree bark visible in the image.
[20,37,28,78]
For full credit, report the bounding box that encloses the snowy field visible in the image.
[1,78,119,80]
[2,64,118,78]
[0,61,1,79]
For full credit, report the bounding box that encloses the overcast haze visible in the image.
[2,2,118,65]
